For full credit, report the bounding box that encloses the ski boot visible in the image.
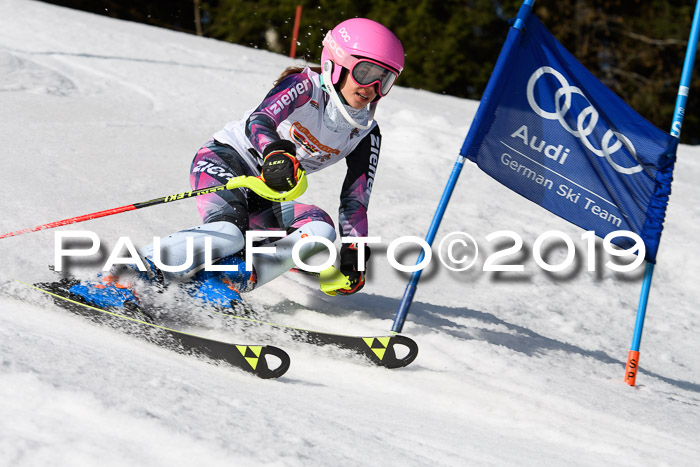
[186,255,256,315]
[64,274,154,322]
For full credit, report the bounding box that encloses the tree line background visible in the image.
[41,0,700,143]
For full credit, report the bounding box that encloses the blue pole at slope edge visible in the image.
[392,157,465,332]
[627,0,700,379]
[391,0,537,333]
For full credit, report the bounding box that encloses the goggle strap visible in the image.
[322,60,375,131]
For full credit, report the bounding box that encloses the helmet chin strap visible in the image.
[322,60,375,131]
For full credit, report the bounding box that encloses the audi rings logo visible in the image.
[526,66,642,175]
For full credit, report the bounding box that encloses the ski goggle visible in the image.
[347,58,399,97]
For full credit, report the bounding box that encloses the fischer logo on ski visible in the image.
[363,337,391,360]
[236,345,263,370]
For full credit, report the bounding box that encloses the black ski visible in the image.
[21,280,290,379]
[215,307,419,369]
[285,327,418,369]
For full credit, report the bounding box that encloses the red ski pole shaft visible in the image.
[0,204,138,239]
[0,184,228,239]
[0,171,309,240]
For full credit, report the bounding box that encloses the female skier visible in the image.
[68,18,405,309]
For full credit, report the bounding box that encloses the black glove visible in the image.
[337,243,371,295]
[261,140,300,192]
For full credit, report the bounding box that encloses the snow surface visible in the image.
[1,1,699,465]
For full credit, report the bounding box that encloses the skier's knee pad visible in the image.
[293,220,337,258]
[140,221,245,282]
[251,220,336,288]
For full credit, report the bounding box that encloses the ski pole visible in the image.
[0,170,308,240]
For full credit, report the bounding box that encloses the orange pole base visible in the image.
[624,350,640,386]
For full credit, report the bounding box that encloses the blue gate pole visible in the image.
[392,156,465,333]
[624,0,700,386]
[391,0,536,333]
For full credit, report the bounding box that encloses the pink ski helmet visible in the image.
[321,18,404,98]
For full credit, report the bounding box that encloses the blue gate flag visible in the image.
[460,15,676,262]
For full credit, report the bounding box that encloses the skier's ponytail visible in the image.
[274,66,322,86]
